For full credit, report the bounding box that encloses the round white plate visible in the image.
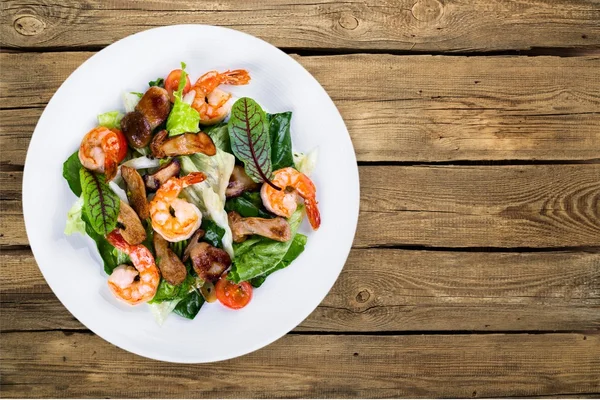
[23,25,359,363]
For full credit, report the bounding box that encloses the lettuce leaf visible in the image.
[204,123,231,153]
[293,148,319,176]
[148,300,181,326]
[123,92,141,113]
[180,150,235,257]
[149,77,164,87]
[166,62,200,137]
[98,111,123,129]
[64,195,86,236]
[228,206,304,283]
[250,233,307,288]
[149,275,195,304]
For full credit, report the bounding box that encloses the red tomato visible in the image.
[164,69,191,102]
[111,129,128,162]
[215,274,253,310]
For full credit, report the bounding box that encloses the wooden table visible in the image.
[1,1,600,398]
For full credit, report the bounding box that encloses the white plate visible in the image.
[23,25,359,363]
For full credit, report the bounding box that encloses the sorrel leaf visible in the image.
[80,168,120,235]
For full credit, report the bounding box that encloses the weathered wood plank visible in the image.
[2,248,599,332]
[1,331,598,398]
[2,53,599,163]
[2,0,599,52]
[3,165,599,247]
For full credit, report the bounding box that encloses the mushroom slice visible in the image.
[228,211,291,243]
[183,229,231,282]
[143,159,181,192]
[135,86,171,130]
[153,232,187,285]
[121,111,152,149]
[117,200,146,245]
[121,165,149,220]
[151,129,216,158]
[226,165,260,198]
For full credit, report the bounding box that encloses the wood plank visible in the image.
[2,53,599,163]
[2,0,599,52]
[1,331,598,398]
[2,248,599,332]
[3,165,600,247]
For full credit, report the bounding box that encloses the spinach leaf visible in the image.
[80,168,120,235]
[251,233,307,288]
[228,98,277,188]
[225,192,273,219]
[201,219,225,248]
[267,112,294,171]
[63,151,83,197]
[149,275,195,304]
[228,206,304,283]
[173,290,204,319]
[149,77,164,87]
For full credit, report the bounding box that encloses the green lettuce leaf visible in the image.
[63,151,83,197]
[180,150,235,256]
[229,206,304,283]
[250,233,307,288]
[293,148,319,176]
[80,168,120,235]
[173,290,204,319]
[227,97,273,184]
[225,191,273,219]
[166,62,200,136]
[149,275,195,304]
[81,212,121,275]
[267,112,294,171]
[149,77,164,87]
[98,111,124,129]
[64,195,86,236]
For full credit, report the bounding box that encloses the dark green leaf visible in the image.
[80,168,120,235]
[225,192,273,218]
[267,112,294,171]
[81,212,120,274]
[63,151,83,196]
[204,123,231,153]
[227,98,274,185]
[201,219,225,248]
[149,77,164,87]
[173,290,205,319]
[149,275,195,304]
[250,233,307,288]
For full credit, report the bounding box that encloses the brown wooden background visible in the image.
[1,0,600,398]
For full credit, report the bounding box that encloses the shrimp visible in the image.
[191,69,250,125]
[261,167,321,230]
[106,230,160,305]
[78,126,126,181]
[149,172,206,242]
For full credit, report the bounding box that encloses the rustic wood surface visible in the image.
[1,0,599,398]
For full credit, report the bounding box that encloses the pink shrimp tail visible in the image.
[220,69,251,85]
[106,230,132,253]
[305,199,321,230]
[181,172,206,186]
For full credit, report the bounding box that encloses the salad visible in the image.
[63,62,320,323]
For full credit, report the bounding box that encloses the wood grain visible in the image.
[3,165,599,247]
[2,248,599,332]
[2,0,599,52]
[2,52,599,163]
[1,331,598,398]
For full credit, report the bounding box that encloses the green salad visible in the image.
[63,63,320,323]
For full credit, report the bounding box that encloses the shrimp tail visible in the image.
[104,156,118,181]
[181,172,206,187]
[220,69,251,85]
[304,199,321,230]
[106,230,132,253]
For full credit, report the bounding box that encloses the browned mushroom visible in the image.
[120,111,152,148]
[226,165,260,198]
[117,200,146,245]
[121,166,149,220]
[135,86,171,130]
[151,129,216,158]
[153,232,187,285]
[143,159,181,192]
[228,211,291,243]
[183,229,231,282]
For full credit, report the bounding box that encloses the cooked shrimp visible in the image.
[78,126,126,181]
[261,167,321,230]
[191,70,250,125]
[106,230,160,305]
[149,172,206,242]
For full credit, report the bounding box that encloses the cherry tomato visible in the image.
[164,69,191,102]
[215,273,253,310]
[111,129,128,162]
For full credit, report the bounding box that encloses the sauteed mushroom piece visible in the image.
[117,200,146,245]
[227,211,291,243]
[143,159,181,192]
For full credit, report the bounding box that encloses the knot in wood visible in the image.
[356,290,370,303]
[411,0,444,22]
[14,15,46,36]
[339,13,359,30]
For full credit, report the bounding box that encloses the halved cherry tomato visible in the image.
[164,69,191,103]
[112,128,128,162]
[215,273,253,310]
